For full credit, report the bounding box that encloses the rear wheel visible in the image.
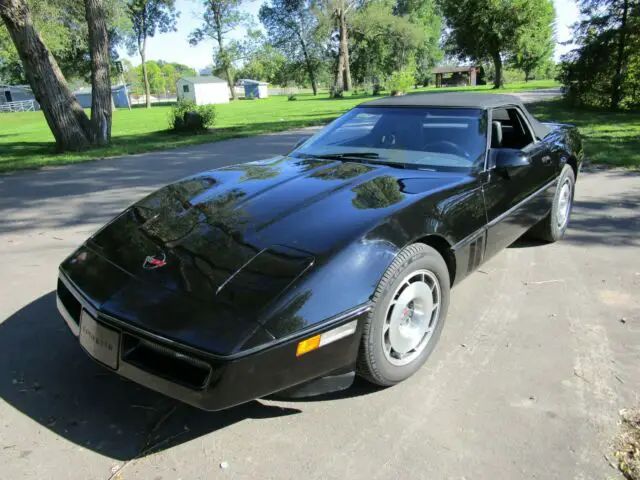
[528,165,575,242]
[357,243,450,386]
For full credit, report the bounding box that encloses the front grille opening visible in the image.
[122,334,212,390]
[57,278,81,325]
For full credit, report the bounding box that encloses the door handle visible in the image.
[541,155,552,165]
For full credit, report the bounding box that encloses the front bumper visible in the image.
[56,273,369,411]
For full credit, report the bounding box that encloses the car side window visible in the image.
[490,107,534,150]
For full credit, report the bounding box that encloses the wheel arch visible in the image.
[565,155,579,179]
[411,234,456,287]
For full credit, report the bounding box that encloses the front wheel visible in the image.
[528,165,576,242]
[357,243,450,386]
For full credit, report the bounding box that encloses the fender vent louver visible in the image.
[467,235,485,271]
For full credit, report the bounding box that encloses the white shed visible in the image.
[73,87,93,108]
[72,86,122,109]
[176,76,229,105]
[243,79,269,99]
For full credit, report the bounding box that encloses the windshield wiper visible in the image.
[305,152,406,169]
[318,152,381,159]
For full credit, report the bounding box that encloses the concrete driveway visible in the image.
[1,98,639,479]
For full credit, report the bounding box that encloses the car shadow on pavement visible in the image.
[0,292,302,461]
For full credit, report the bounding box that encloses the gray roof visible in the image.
[360,93,551,139]
[73,85,128,95]
[73,87,92,95]
[242,79,268,85]
[432,66,479,74]
[180,76,226,84]
[0,84,32,92]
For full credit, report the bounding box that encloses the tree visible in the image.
[85,0,112,145]
[318,0,357,92]
[509,0,554,81]
[559,0,639,109]
[259,0,321,94]
[190,0,250,100]
[235,44,288,84]
[0,0,112,150]
[1,0,129,84]
[439,0,556,88]
[395,0,442,85]
[349,0,434,87]
[126,0,178,107]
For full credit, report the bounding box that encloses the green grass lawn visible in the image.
[1,78,636,172]
[528,102,640,168]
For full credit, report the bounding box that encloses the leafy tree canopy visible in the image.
[0,0,130,84]
[439,0,555,88]
[559,0,639,109]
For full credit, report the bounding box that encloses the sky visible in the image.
[118,0,580,71]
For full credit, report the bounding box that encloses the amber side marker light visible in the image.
[295,320,358,357]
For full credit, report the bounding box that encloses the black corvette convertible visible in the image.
[57,93,583,410]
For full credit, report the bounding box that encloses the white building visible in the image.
[243,79,269,99]
[176,76,229,105]
[1,84,36,104]
[72,86,129,109]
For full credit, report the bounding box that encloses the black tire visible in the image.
[528,165,576,243]
[357,243,450,386]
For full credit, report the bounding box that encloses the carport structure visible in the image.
[433,66,479,87]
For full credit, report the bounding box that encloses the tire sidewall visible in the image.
[550,165,576,240]
[365,246,450,384]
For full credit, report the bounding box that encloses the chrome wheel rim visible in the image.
[556,179,572,228]
[382,269,441,366]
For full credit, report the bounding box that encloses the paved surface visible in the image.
[1,90,639,479]
[515,87,562,103]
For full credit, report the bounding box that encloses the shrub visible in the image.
[197,104,216,127]
[387,70,415,96]
[168,99,216,133]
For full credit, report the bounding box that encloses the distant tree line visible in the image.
[558,0,639,109]
[120,59,197,97]
[1,0,635,153]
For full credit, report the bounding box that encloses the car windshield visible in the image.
[292,106,488,171]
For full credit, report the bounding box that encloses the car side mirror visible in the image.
[492,149,530,179]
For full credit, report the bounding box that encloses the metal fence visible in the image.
[235,87,300,97]
[122,86,303,106]
[0,99,39,113]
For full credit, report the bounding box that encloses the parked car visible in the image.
[56,93,583,410]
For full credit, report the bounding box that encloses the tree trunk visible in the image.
[334,49,345,92]
[611,0,629,109]
[85,0,111,145]
[342,18,352,91]
[333,8,352,92]
[213,4,235,100]
[140,37,151,108]
[298,34,317,95]
[0,0,91,151]
[224,62,236,100]
[492,52,503,89]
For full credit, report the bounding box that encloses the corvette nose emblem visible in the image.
[143,253,167,270]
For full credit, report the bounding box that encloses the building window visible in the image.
[183,85,189,93]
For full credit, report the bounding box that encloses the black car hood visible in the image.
[67,156,468,353]
[88,156,465,296]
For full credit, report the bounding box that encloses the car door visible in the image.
[482,106,556,260]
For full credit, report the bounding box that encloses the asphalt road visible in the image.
[1,90,639,480]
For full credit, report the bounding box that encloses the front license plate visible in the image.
[79,310,120,369]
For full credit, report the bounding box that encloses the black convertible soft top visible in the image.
[361,92,551,139]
